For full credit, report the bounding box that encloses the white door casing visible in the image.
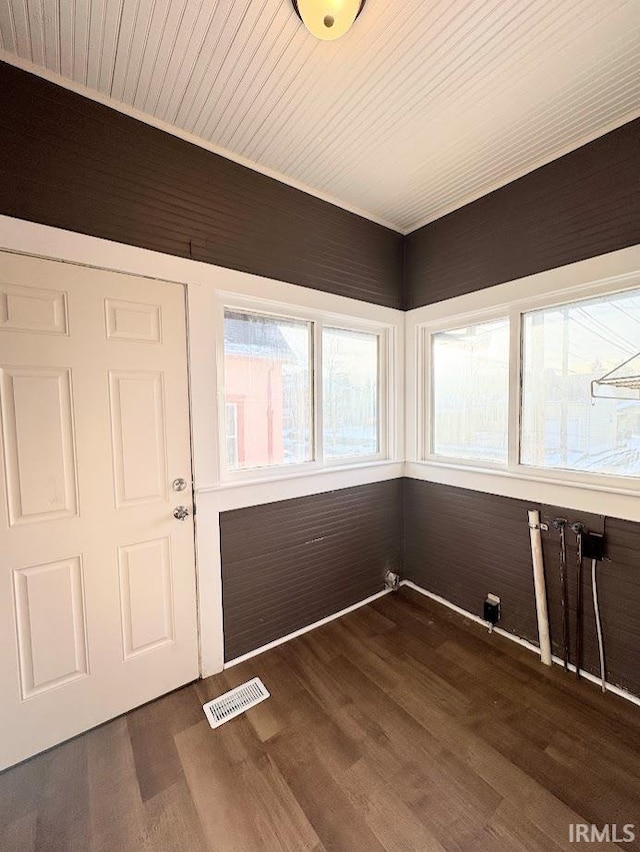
[0,251,198,770]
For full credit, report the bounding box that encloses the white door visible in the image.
[0,251,198,770]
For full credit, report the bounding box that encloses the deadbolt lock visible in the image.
[172,478,188,492]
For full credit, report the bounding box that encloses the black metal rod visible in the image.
[572,525,584,680]
[554,520,570,671]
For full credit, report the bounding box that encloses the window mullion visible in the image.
[426,327,434,459]
[418,326,433,461]
[508,308,522,471]
[314,317,323,465]
[380,330,388,459]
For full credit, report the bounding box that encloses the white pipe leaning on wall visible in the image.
[528,509,552,666]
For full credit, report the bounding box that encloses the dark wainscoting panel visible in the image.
[0,61,403,309]
[403,479,538,640]
[220,480,403,661]
[404,118,640,309]
[404,478,640,698]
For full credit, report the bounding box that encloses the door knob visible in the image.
[173,505,190,521]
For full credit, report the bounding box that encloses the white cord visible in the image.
[591,557,606,693]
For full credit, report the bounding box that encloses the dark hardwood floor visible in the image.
[2,587,640,851]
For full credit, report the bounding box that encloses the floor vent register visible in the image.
[202,677,270,729]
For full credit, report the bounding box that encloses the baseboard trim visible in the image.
[224,579,640,709]
[401,580,640,709]
[224,588,392,669]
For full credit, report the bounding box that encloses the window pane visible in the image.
[521,289,640,477]
[223,310,313,470]
[431,319,509,462]
[323,327,379,460]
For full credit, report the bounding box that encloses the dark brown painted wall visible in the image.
[220,480,403,661]
[4,62,639,699]
[404,118,640,309]
[0,61,403,309]
[404,478,640,698]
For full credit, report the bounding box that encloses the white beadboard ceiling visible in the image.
[1,0,639,233]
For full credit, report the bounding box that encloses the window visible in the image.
[422,283,640,486]
[223,310,313,471]
[323,327,380,460]
[221,305,390,475]
[430,318,509,463]
[521,289,640,478]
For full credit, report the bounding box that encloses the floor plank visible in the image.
[2,588,640,851]
[127,683,203,802]
[86,717,147,851]
[35,737,89,851]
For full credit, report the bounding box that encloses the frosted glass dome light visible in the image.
[293,0,366,41]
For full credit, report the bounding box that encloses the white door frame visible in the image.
[0,215,226,677]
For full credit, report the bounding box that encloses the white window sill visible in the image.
[196,459,403,494]
[405,460,640,523]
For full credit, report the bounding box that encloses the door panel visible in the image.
[118,536,174,659]
[108,370,167,506]
[13,555,88,699]
[0,251,198,769]
[0,366,78,524]
[104,298,162,343]
[0,282,68,334]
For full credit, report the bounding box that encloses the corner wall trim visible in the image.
[401,580,640,709]
[224,588,392,669]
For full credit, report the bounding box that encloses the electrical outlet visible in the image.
[484,594,501,626]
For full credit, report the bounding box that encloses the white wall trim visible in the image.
[200,459,400,494]
[197,463,403,512]
[402,581,640,709]
[228,578,640,711]
[224,589,392,669]
[0,51,400,234]
[403,460,640,522]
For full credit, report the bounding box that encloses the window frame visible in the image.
[321,321,385,466]
[418,277,640,495]
[216,292,394,483]
[424,313,512,470]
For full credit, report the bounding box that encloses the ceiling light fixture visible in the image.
[292,0,366,41]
